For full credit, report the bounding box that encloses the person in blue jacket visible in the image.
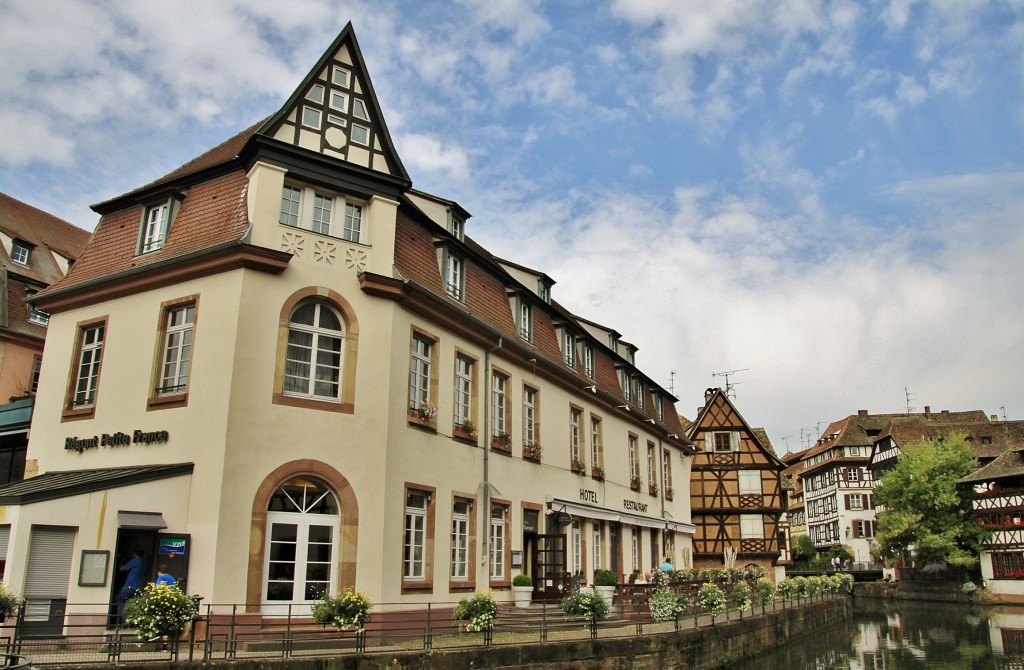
[155,565,176,586]
[115,547,146,614]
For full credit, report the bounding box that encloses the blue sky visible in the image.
[1,0,1022,451]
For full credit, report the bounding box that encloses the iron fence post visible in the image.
[541,600,548,643]
[425,602,432,652]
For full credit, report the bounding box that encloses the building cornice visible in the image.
[31,242,292,314]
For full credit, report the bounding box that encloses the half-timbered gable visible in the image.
[687,388,786,575]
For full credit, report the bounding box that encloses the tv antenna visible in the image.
[712,368,748,400]
[904,387,916,414]
[668,371,676,395]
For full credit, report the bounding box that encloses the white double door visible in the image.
[262,511,338,616]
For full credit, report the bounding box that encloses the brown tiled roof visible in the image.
[0,192,91,285]
[960,448,1024,484]
[41,171,250,298]
[876,414,1023,460]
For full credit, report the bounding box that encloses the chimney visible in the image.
[924,406,931,418]
[992,414,999,422]
[858,409,868,417]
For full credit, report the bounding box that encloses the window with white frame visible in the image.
[572,520,582,575]
[490,504,506,579]
[491,372,508,438]
[537,279,550,303]
[570,408,582,464]
[517,300,532,341]
[140,200,173,254]
[444,251,464,301]
[332,66,351,88]
[453,354,473,427]
[738,470,761,494]
[409,334,432,413]
[847,467,859,482]
[620,370,630,402]
[158,302,196,396]
[70,322,105,408]
[633,378,645,408]
[30,356,41,394]
[647,442,655,485]
[582,343,594,379]
[451,499,470,580]
[11,243,29,265]
[655,395,664,421]
[351,124,370,146]
[403,490,429,579]
[592,521,602,570]
[523,386,538,448]
[284,300,343,401]
[662,448,672,493]
[278,185,363,242]
[628,435,638,479]
[848,494,864,510]
[740,515,764,539]
[447,209,463,240]
[562,330,575,367]
[301,106,321,129]
[590,417,602,469]
[27,306,48,326]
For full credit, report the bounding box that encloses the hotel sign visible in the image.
[578,487,650,514]
[65,429,170,453]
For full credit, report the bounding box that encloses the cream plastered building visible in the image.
[1,25,696,627]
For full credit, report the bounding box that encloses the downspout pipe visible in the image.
[481,336,503,584]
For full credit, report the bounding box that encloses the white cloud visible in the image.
[397,133,473,185]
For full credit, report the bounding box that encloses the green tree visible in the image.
[874,433,990,568]
[792,534,817,563]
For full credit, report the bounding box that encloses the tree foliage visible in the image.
[874,433,989,567]
[792,534,817,563]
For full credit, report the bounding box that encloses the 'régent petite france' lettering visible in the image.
[65,429,170,453]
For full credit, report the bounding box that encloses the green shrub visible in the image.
[561,590,609,620]
[697,582,727,617]
[311,588,372,631]
[453,591,498,631]
[0,584,22,619]
[648,587,686,621]
[755,577,775,607]
[512,574,533,587]
[731,581,751,612]
[124,584,199,641]
[593,569,618,586]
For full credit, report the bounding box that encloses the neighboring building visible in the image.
[798,410,881,562]
[956,419,1024,595]
[869,407,1015,477]
[687,388,787,577]
[1,24,696,628]
[0,194,90,485]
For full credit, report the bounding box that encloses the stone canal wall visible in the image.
[112,598,851,670]
[855,581,976,604]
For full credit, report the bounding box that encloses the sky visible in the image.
[1,0,1022,453]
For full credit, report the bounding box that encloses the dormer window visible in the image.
[562,330,575,367]
[655,395,664,421]
[447,209,464,240]
[619,369,630,401]
[11,243,30,266]
[139,195,180,255]
[537,280,550,303]
[517,299,533,342]
[582,343,594,379]
[28,306,49,326]
[443,250,464,301]
[632,378,645,408]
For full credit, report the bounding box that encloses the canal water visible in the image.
[732,599,1024,669]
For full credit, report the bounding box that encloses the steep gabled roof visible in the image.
[0,192,90,284]
[687,388,785,468]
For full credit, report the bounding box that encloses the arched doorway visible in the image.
[262,476,339,615]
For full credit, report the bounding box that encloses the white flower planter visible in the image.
[595,585,616,606]
[512,585,533,608]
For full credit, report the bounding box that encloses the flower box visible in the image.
[491,433,512,453]
[571,459,586,475]
[523,444,542,461]
[648,484,658,497]
[454,422,477,441]
[664,487,674,501]
[591,466,605,481]
[630,476,642,492]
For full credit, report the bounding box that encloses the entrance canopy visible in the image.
[547,496,696,535]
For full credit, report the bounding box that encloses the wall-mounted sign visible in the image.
[159,537,186,556]
[65,429,170,453]
[624,499,649,514]
[579,488,599,504]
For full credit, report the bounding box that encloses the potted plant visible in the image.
[123,583,199,641]
[455,420,477,439]
[593,569,617,605]
[523,443,542,460]
[411,403,437,422]
[512,574,533,608]
[571,458,586,474]
[311,587,373,631]
[664,486,674,500]
[630,475,642,491]
[591,465,605,481]
[492,432,512,451]
[561,589,609,621]
[453,591,499,631]
[648,482,658,496]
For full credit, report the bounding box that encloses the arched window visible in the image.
[263,477,340,613]
[284,300,344,400]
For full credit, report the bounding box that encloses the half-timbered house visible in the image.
[687,388,786,577]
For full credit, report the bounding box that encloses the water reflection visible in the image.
[731,600,1024,669]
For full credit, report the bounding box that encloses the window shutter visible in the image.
[730,432,739,451]
[844,494,850,510]
[0,525,9,560]
[868,495,874,510]
[24,526,77,598]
